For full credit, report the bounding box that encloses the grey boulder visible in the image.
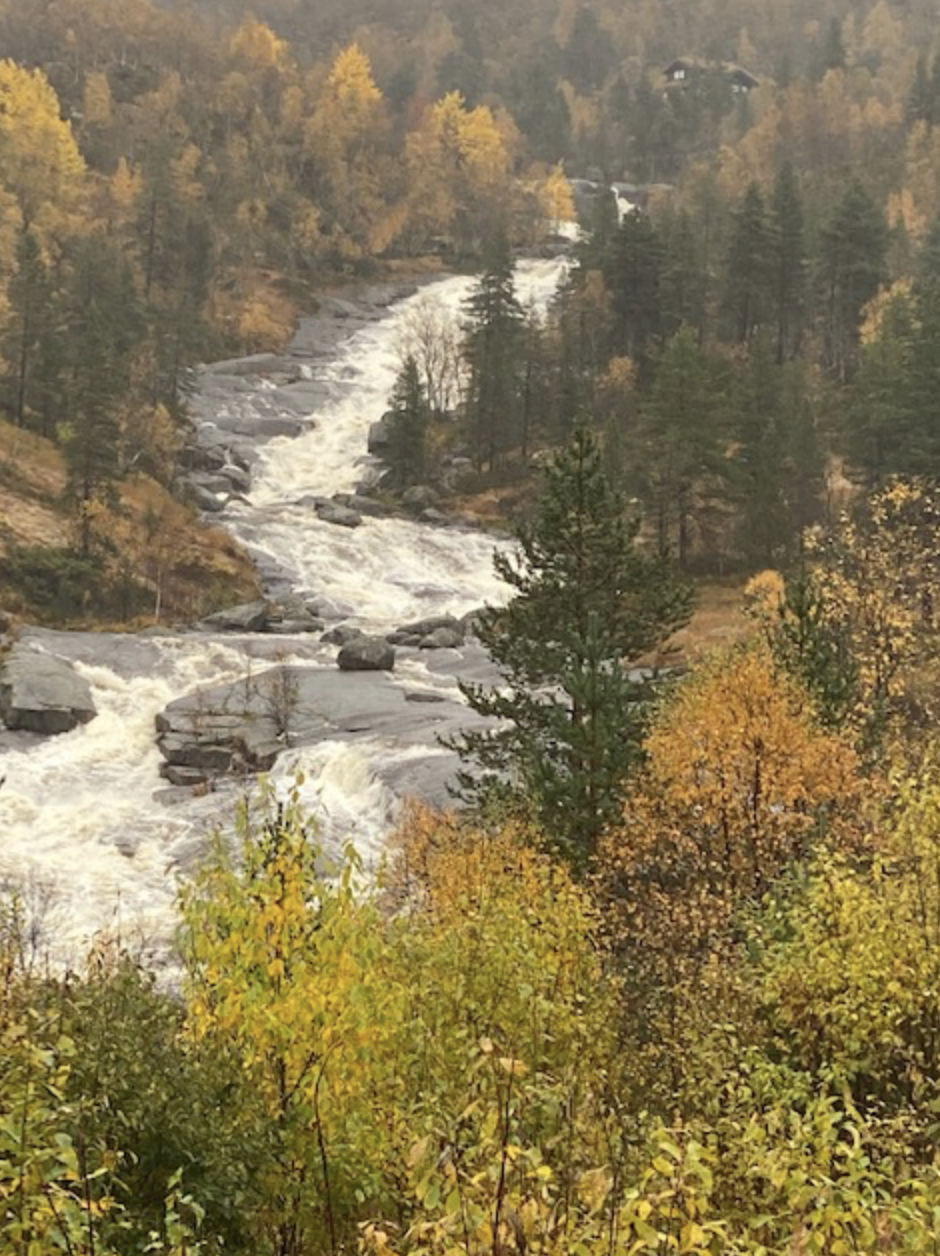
[419,626,464,649]
[337,637,396,672]
[315,501,362,528]
[0,645,97,734]
[200,600,271,633]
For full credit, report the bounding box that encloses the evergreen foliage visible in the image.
[461,234,526,471]
[449,427,692,865]
[385,355,430,488]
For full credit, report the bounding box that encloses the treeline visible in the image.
[162,0,940,194]
[386,155,940,573]
[6,470,940,1253]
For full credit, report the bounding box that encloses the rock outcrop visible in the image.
[155,660,472,786]
[199,600,271,633]
[387,615,466,649]
[0,645,97,734]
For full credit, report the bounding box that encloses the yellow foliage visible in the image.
[742,568,786,625]
[858,278,912,344]
[229,18,289,70]
[540,161,576,226]
[110,158,142,215]
[236,292,285,352]
[599,645,862,971]
[404,92,512,248]
[82,70,113,127]
[806,479,940,750]
[0,60,86,236]
[887,186,927,242]
[327,43,382,112]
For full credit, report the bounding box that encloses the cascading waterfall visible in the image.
[0,257,567,959]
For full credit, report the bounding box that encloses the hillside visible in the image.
[0,418,259,626]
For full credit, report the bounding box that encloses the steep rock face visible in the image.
[0,645,97,734]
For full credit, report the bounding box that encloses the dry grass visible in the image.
[659,579,750,665]
[0,415,259,626]
[115,475,260,624]
[0,418,69,553]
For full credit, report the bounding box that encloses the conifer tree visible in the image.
[450,427,692,867]
[461,234,525,470]
[820,180,888,380]
[770,163,807,361]
[731,332,790,565]
[635,327,729,566]
[385,355,429,488]
[62,237,142,553]
[609,208,662,365]
[723,181,773,344]
[2,228,58,430]
[659,208,707,341]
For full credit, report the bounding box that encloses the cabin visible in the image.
[663,57,760,94]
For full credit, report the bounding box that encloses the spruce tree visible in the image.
[819,180,888,380]
[635,327,729,566]
[609,208,662,365]
[2,228,58,429]
[723,181,773,344]
[385,355,430,488]
[770,163,807,362]
[462,234,525,471]
[659,208,707,341]
[62,237,142,553]
[731,331,790,565]
[450,428,692,868]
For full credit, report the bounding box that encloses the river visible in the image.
[0,257,567,962]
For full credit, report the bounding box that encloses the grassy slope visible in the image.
[0,418,259,628]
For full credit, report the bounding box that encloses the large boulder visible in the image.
[337,636,396,672]
[199,600,271,633]
[419,626,464,649]
[315,501,362,528]
[387,615,466,649]
[367,413,393,454]
[0,645,97,734]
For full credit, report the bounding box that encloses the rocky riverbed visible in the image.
[0,257,568,955]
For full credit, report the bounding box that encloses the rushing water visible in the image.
[0,257,567,961]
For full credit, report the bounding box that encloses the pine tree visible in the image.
[2,228,59,429]
[770,163,807,361]
[635,327,729,566]
[819,180,888,380]
[449,428,692,867]
[659,208,707,341]
[62,237,142,553]
[723,181,773,344]
[461,234,525,471]
[731,331,790,565]
[609,208,662,365]
[385,355,429,488]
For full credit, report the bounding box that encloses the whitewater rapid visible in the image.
[229,262,566,628]
[0,257,567,962]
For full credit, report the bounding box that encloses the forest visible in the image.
[7,0,940,1251]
